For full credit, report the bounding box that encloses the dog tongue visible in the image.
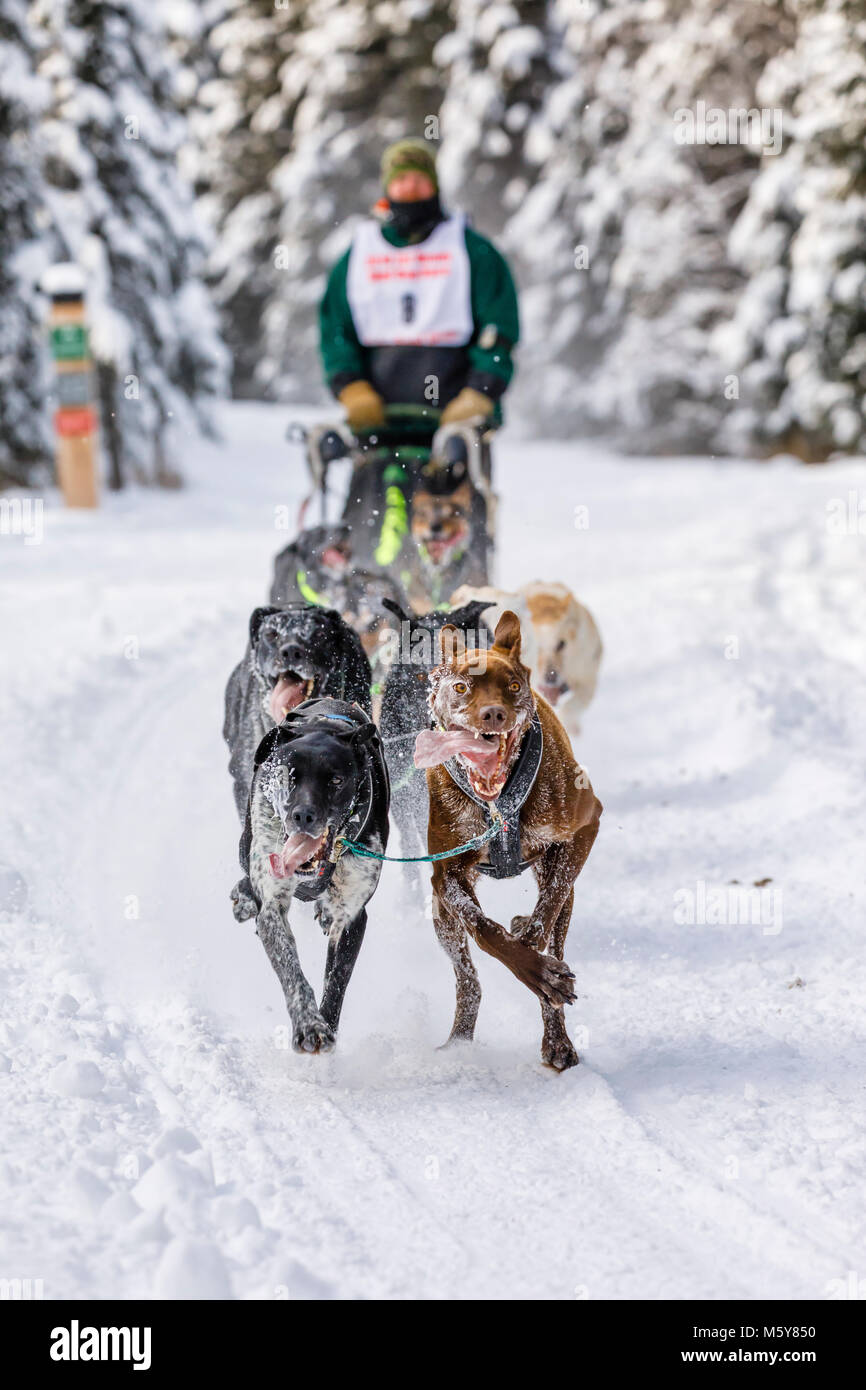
[538,682,563,706]
[425,539,451,563]
[321,546,347,569]
[268,831,324,879]
[269,675,307,722]
[414,728,500,774]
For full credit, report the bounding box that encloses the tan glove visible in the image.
[439,387,495,425]
[338,379,385,431]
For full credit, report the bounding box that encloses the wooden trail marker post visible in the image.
[42,262,99,508]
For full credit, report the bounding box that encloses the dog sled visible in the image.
[289,404,498,579]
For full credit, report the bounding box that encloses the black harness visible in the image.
[243,699,389,903]
[443,714,543,878]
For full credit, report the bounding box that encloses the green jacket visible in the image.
[319,217,519,424]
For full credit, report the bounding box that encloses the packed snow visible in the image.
[1,402,865,1300]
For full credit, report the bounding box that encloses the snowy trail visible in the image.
[2,403,865,1300]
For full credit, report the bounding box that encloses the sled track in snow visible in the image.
[3,406,865,1297]
[13,614,819,1299]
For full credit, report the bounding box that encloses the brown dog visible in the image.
[415,611,602,1070]
[450,581,603,737]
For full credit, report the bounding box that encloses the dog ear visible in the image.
[492,610,522,659]
[381,596,410,625]
[253,725,287,767]
[351,722,379,750]
[249,605,282,647]
[449,599,495,630]
[438,623,467,665]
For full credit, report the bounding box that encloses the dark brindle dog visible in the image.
[241,698,389,1053]
[223,604,371,918]
[415,611,602,1070]
[379,596,493,893]
[269,524,409,687]
[269,524,353,608]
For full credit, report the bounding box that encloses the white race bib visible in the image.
[346,214,473,347]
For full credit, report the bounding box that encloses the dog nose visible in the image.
[479,704,507,728]
[280,643,304,667]
[291,804,317,830]
[545,669,559,684]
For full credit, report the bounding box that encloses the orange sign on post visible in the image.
[42,263,99,508]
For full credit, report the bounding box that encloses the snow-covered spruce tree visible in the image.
[262,0,456,403]
[575,0,793,453]
[433,0,569,432]
[194,0,863,457]
[205,0,452,401]
[198,0,305,397]
[155,0,230,199]
[718,0,866,460]
[31,0,228,486]
[434,0,563,235]
[0,0,53,488]
[434,0,789,449]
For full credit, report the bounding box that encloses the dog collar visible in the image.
[443,713,543,878]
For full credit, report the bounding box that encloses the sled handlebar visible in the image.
[287,404,441,447]
[351,402,442,440]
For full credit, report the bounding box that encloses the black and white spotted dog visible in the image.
[241,698,389,1053]
[223,604,371,919]
[223,604,372,820]
[379,597,493,892]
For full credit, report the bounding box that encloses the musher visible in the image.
[317,138,519,569]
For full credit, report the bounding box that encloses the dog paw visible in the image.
[292,1013,337,1055]
[510,914,546,948]
[230,878,257,923]
[516,947,576,1009]
[542,1036,580,1071]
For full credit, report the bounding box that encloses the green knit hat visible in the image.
[380,138,438,193]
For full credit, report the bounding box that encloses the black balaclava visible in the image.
[388,195,443,243]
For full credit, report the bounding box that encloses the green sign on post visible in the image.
[50,323,89,361]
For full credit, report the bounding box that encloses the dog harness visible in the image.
[250,699,389,903]
[374,481,409,566]
[443,714,544,878]
[295,569,327,606]
[343,716,542,870]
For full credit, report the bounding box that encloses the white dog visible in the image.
[449,581,602,737]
